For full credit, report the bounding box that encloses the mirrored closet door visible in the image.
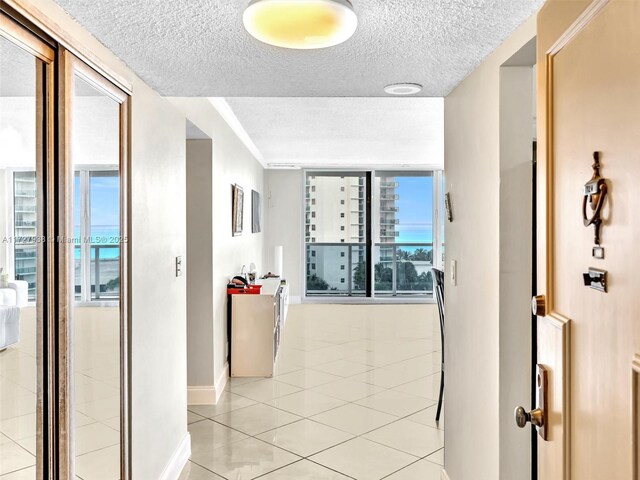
[1,9,130,478]
[61,52,129,480]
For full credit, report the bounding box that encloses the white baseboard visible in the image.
[187,363,229,406]
[289,296,302,305]
[441,469,451,480]
[214,362,229,403]
[187,386,216,405]
[158,433,191,480]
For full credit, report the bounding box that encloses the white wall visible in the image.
[498,66,534,480]
[443,15,536,480]
[186,140,215,390]
[0,98,35,168]
[264,169,304,300]
[129,82,188,480]
[0,96,119,168]
[168,98,265,396]
[17,1,190,478]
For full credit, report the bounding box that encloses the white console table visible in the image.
[230,279,289,378]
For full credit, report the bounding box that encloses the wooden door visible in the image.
[536,0,640,478]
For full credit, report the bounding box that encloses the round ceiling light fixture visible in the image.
[384,83,423,95]
[243,0,358,50]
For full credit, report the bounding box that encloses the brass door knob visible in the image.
[514,406,545,429]
[531,295,546,316]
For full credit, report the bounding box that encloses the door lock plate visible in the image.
[515,364,549,441]
[535,364,548,440]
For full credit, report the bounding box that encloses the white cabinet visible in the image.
[230,279,288,378]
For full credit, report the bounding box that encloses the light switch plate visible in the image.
[450,260,457,286]
[176,256,183,277]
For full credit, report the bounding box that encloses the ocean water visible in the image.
[73,225,122,260]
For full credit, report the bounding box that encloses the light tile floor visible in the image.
[0,307,121,479]
[182,304,444,480]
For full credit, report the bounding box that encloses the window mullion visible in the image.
[433,170,443,272]
[365,172,372,297]
[370,169,376,299]
[81,170,91,302]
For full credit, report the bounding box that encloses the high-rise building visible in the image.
[305,174,399,293]
[376,176,400,273]
[13,171,37,300]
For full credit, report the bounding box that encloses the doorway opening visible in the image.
[185,120,216,407]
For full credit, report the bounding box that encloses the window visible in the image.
[88,170,120,301]
[375,172,435,296]
[10,168,120,303]
[304,172,367,296]
[312,212,316,218]
[312,225,316,231]
[13,172,37,301]
[311,186,316,192]
[304,170,443,298]
[73,168,120,302]
[312,198,316,205]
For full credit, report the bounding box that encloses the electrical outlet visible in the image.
[450,260,457,286]
[176,256,183,277]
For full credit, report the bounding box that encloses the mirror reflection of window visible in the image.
[13,171,37,301]
[72,170,121,302]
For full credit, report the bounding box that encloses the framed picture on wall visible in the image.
[232,184,244,236]
[252,190,261,233]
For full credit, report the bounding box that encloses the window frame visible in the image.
[302,168,444,304]
[5,165,120,306]
[5,167,38,302]
[74,164,120,306]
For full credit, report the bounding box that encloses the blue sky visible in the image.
[74,174,120,230]
[395,176,433,243]
[90,175,120,228]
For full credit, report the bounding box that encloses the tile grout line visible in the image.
[190,394,443,475]
[186,307,441,479]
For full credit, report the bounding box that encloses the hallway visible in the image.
[181,304,443,480]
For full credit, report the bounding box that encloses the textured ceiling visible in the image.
[53,0,544,97]
[1,35,107,97]
[1,37,35,97]
[223,97,444,168]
